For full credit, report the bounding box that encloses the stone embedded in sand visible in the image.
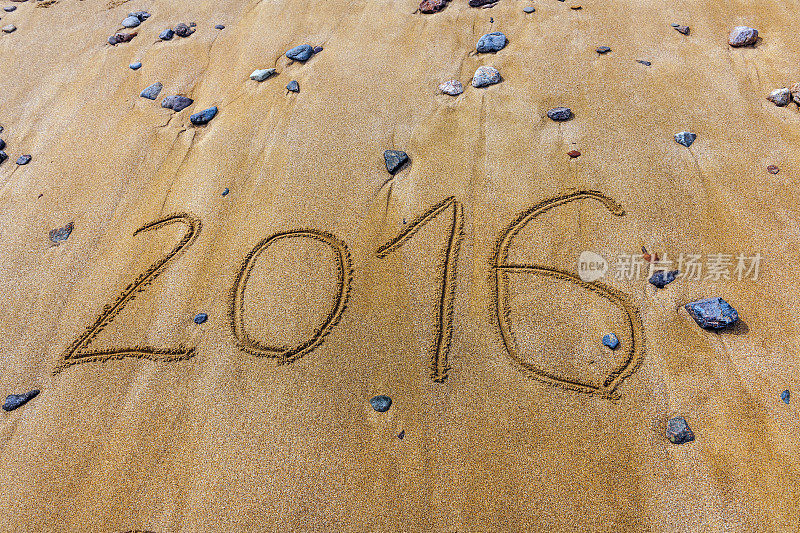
[602,333,619,349]
[140,82,163,100]
[523,6,535,13]
[767,165,779,174]
[685,297,739,329]
[2,24,16,33]
[649,269,678,288]
[161,95,193,112]
[767,88,791,107]
[222,188,229,196]
[637,59,651,66]
[174,23,194,37]
[547,107,572,121]
[194,313,208,324]
[286,80,299,92]
[313,46,323,53]
[469,0,496,6]
[49,222,73,243]
[0,139,4,151]
[596,46,611,53]
[190,106,218,125]
[790,83,800,105]
[3,390,39,412]
[159,28,174,40]
[781,390,790,404]
[384,150,409,174]
[729,26,758,47]
[215,24,225,29]
[439,80,463,95]
[419,0,448,13]
[286,45,314,62]
[0,151,7,164]
[129,11,150,21]
[3,6,16,12]
[250,68,276,81]
[567,149,581,158]
[129,61,142,70]
[370,395,392,412]
[674,25,690,35]
[16,154,31,165]
[122,15,141,28]
[666,417,694,444]
[108,32,136,44]
[472,66,501,87]
[674,131,696,147]
[476,31,507,53]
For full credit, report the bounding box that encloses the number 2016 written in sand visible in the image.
[55,191,644,399]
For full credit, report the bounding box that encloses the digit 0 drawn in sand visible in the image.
[375,197,464,382]
[55,213,202,373]
[229,229,352,364]
[492,190,644,400]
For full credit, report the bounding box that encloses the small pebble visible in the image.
[222,188,229,196]
[370,395,392,412]
[636,59,651,66]
[0,139,4,150]
[472,65,501,88]
[16,154,31,165]
[129,61,142,70]
[108,32,136,45]
[685,297,739,330]
[791,82,800,105]
[570,5,581,9]
[729,26,758,47]
[313,46,323,53]
[602,333,619,349]
[596,46,611,54]
[49,222,73,243]
[189,22,196,27]
[190,106,218,125]
[648,269,678,288]
[523,6,535,13]
[671,23,679,27]
[129,11,150,21]
[286,80,299,92]
[3,6,15,11]
[159,28,174,40]
[214,24,225,29]
[419,0,448,13]
[286,44,314,62]
[666,417,695,444]
[194,313,208,324]
[439,79,463,96]
[0,151,7,164]
[250,68,276,81]
[174,22,194,37]
[674,131,696,147]
[767,88,791,107]
[476,31,507,53]
[781,390,790,404]
[547,107,572,121]
[384,149,409,174]
[3,390,39,412]
[767,165,779,174]
[139,82,163,100]
[567,149,581,158]
[398,430,405,439]
[468,0,496,6]
[674,25,690,35]
[2,24,15,33]
[122,15,141,28]
[161,95,193,111]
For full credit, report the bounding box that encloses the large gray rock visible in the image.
[384,150,408,174]
[666,417,694,444]
[161,95,194,112]
[476,31,507,53]
[767,88,791,106]
[674,131,696,147]
[286,44,314,61]
[140,82,163,100]
[547,107,572,121]
[122,16,141,28]
[729,26,758,47]
[685,297,739,329]
[472,66,501,88]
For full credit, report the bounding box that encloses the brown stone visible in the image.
[767,165,779,174]
[567,150,581,158]
[420,0,447,13]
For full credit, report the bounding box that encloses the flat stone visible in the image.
[214,24,225,29]
[674,131,696,147]
[666,417,694,444]
[129,11,150,21]
[370,395,392,412]
[3,6,16,11]
[649,269,678,288]
[2,24,16,33]
[547,107,572,121]
[194,313,208,324]
[384,150,409,174]
[3,390,39,412]
[174,22,194,37]
[159,28,174,40]
[161,95,193,112]
[636,59,651,66]
[250,68,276,81]
[476,31,507,53]
[286,80,299,92]
[286,44,313,61]
[122,15,140,28]
[567,149,581,158]
[602,333,619,349]
[109,32,136,44]
[781,390,790,404]
[222,188,229,196]
[419,0,448,13]
[313,46,323,53]
[49,222,73,243]
[0,151,7,164]
[472,65,501,88]
[523,6,535,13]
[0,139,4,150]
[139,82,162,100]
[190,106,218,125]
[439,79,463,96]
[685,297,739,330]
[729,26,758,47]
[767,88,791,106]
[671,23,679,27]
[596,45,611,53]
[16,154,31,165]
[469,0,495,6]
[674,25,690,35]
[129,61,142,70]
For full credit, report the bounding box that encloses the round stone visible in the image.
[729,26,758,47]
[214,24,225,29]
[547,107,572,121]
[596,46,611,54]
[523,6,535,13]
[122,16,140,28]
[370,395,392,412]
[476,31,507,53]
[286,44,314,62]
[194,313,208,324]
[129,61,142,70]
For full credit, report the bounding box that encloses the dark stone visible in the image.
[189,22,196,27]
[214,24,225,29]
[109,32,136,45]
[602,333,619,349]
[649,269,678,288]
[666,417,694,444]
[129,61,142,70]
[190,106,218,125]
[0,139,4,150]
[420,0,447,13]
[286,80,299,92]
[596,45,611,53]
[674,25,690,35]
[313,46,323,53]
[49,222,73,243]
[0,151,6,164]
[194,313,208,324]
[129,11,150,21]
[3,6,16,11]
[384,150,409,174]
[469,0,496,6]
[140,82,163,100]
[174,22,194,37]
[370,395,392,412]
[161,95,194,112]
[398,429,405,439]
[523,6,534,12]
[3,389,39,412]
[674,131,696,147]
[222,188,229,196]
[781,390,790,404]
[685,297,739,330]
[16,154,31,165]
[476,31,507,53]
[159,28,174,40]
[286,44,314,61]
[637,59,651,66]
[547,107,572,121]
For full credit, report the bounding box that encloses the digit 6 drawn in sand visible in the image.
[376,197,464,382]
[229,230,352,364]
[492,190,644,400]
[55,213,202,373]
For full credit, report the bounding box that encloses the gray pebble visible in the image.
[286,44,314,61]
[174,22,194,37]
[685,297,739,330]
[2,24,16,33]
[666,417,694,444]
[767,88,791,107]
[472,65,501,88]
[781,390,790,404]
[190,106,218,125]
[3,6,15,12]
[596,46,611,53]
[438,79,463,96]
[547,107,572,121]
[729,26,758,47]
[523,6,535,13]
[370,395,392,412]
[122,16,141,28]
[648,269,678,288]
[384,149,409,174]
[159,28,174,40]
[250,68,276,81]
[674,25,690,35]
[140,82,162,100]
[286,80,299,92]
[0,139,4,150]
[476,31,507,53]
[222,188,229,196]
[636,59,651,66]
[194,313,208,324]
[49,221,73,243]
[313,46,323,53]
[129,61,142,70]
[161,95,194,111]
[129,11,150,21]
[602,333,619,349]
[214,24,225,29]
[671,23,679,27]
[3,389,39,412]
[674,131,696,147]
[0,151,6,164]
[16,154,30,165]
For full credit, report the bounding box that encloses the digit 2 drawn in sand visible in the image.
[376,197,464,382]
[492,190,644,400]
[55,213,202,373]
[229,230,352,364]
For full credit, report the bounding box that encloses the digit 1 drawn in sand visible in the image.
[492,190,644,400]
[375,197,464,382]
[229,230,352,364]
[55,213,202,373]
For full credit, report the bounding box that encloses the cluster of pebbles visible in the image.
[0,125,31,166]
[108,11,149,45]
